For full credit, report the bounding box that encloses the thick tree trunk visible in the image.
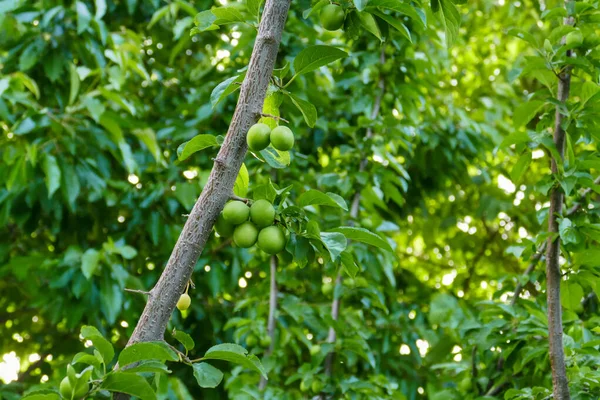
[124,0,291,346]
[545,9,573,399]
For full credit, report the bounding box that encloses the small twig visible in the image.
[166,342,191,364]
[260,113,289,123]
[124,288,151,295]
[230,194,249,203]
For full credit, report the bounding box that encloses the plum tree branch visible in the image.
[119,0,291,360]
[545,6,573,398]
[259,255,278,390]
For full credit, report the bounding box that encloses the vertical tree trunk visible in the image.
[123,0,291,347]
[259,255,278,390]
[545,6,573,399]
[323,52,386,377]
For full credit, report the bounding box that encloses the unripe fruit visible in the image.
[300,380,310,392]
[270,126,295,151]
[250,199,275,228]
[59,377,89,399]
[321,282,333,296]
[247,123,271,151]
[260,335,272,347]
[311,380,323,393]
[177,293,191,311]
[233,222,259,248]
[215,215,235,237]
[459,377,472,391]
[223,201,250,225]
[310,344,321,355]
[320,4,345,31]
[257,226,286,254]
[246,334,257,347]
[566,30,583,47]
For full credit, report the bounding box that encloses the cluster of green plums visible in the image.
[247,123,295,152]
[215,199,287,255]
[319,3,345,31]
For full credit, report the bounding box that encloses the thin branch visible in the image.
[259,255,278,390]
[124,288,151,296]
[230,194,249,203]
[261,113,289,123]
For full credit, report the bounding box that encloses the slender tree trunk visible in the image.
[123,0,291,346]
[259,255,278,390]
[545,7,573,399]
[323,52,386,378]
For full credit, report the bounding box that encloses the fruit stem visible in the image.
[230,194,250,203]
[261,113,289,123]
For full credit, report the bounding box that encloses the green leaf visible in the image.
[83,96,106,122]
[355,0,369,11]
[293,45,348,76]
[329,226,393,252]
[561,281,583,310]
[510,152,532,184]
[132,128,163,163]
[507,28,540,49]
[366,0,426,27]
[431,0,460,47]
[126,361,171,374]
[193,10,218,31]
[210,74,244,108]
[340,251,359,277]
[80,326,114,364]
[148,5,170,28]
[68,63,80,106]
[81,248,101,279]
[370,10,411,42]
[303,0,328,19]
[202,343,267,379]
[21,393,61,400]
[253,182,277,203]
[118,341,179,367]
[246,0,263,19]
[19,39,45,71]
[172,329,195,351]
[514,100,545,127]
[95,0,107,18]
[42,154,61,198]
[320,232,347,261]
[177,134,219,161]
[76,1,92,34]
[192,362,223,388]
[101,372,157,400]
[287,93,317,127]
[358,12,382,41]
[297,190,348,210]
[233,163,249,197]
[212,6,246,24]
[259,147,291,169]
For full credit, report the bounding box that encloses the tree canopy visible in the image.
[1,0,600,399]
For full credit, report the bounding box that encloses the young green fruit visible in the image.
[246,334,258,347]
[215,215,235,237]
[310,344,321,355]
[59,377,89,399]
[247,123,271,151]
[300,380,310,392]
[223,201,250,225]
[321,282,333,296]
[177,293,191,311]
[319,4,345,31]
[311,380,323,393]
[233,222,259,248]
[250,199,276,228]
[270,126,295,151]
[257,226,286,254]
[458,377,472,391]
[260,335,272,347]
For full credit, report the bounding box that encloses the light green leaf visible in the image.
[126,361,171,374]
[246,0,263,19]
[302,0,328,19]
[212,6,245,24]
[95,0,106,18]
[18,39,45,71]
[233,163,249,197]
[320,232,347,261]
[148,5,170,29]
[83,96,106,122]
[510,152,532,184]
[42,154,61,198]
[358,12,381,41]
[287,93,317,127]
[21,393,61,400]
[370,10,411,42]
[202,343,267,379]
[340,251,359,277]
[355,0,369,11]
[81,249,100,279]
[297,190,348,210]
[133,128,163,163]
[172,329,195,351]
[192,362,223,388]
[431,0,460,47]
[330,226,393,252]
[101,372,157,400]
[76,1,92,33]
[80,326,114,364]
[177,134,219,161]
[293,45,348,76]
[210,74,244,108]
[193,10,219,31]
[561,281,583,310]
[68,63,80,106]
[118,341,179,367]
[514,100,545,127]
[366,0,426,27]
[12,72,40,99]
[259,147,290,169]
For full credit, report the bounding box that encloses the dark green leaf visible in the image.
[177,134,219,161]
[192,362,223,388]
[101,372,157,400]
[118,341,179,367]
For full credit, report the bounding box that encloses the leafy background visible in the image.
[1,0,599,399]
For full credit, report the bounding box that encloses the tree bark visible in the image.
[323,51,386,377]
[259,255,278,390]
[545,9,573,399]
[123,0,291,346]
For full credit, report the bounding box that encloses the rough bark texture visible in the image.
[323,55,386,377]
[124,0,291,347]
[546,11,573,399]
[259,255,278,390]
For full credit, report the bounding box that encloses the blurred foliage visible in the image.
[1,0,600,399]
